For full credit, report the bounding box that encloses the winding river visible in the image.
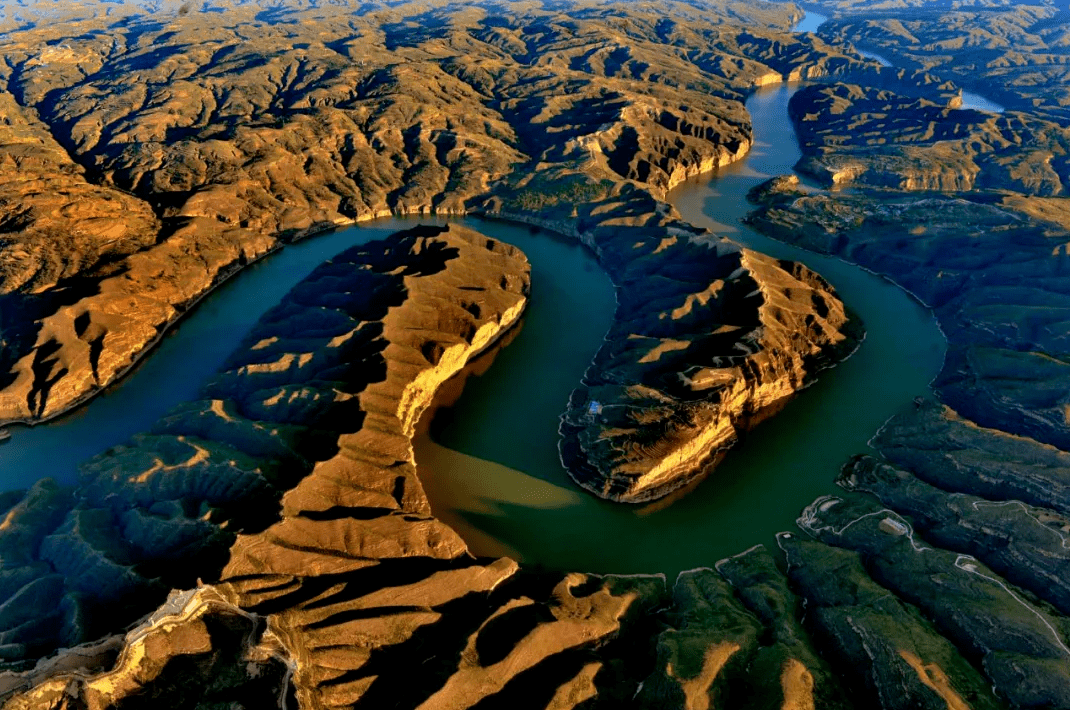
[416,79,945,576]
[856,48,1005,113]
[0,217,430,490]
[0,214,613,495]
[801,7,1004,114]
[2,11,966,576]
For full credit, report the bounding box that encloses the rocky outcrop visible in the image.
[559,239,859,503]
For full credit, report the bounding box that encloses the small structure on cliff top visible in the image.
[879,517,909,536]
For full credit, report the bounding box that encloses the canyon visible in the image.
[0,0,1068,709]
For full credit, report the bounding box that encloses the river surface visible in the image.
[415,76,946,575]
[1,10,962,576]
[857,49,1005,113]
[799,10,1004,113]
[792,10,827,33]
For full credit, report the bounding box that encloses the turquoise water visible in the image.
[793,10,828,33]
[417,81,946,575]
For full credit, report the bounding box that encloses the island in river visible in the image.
[1,1,1070,709]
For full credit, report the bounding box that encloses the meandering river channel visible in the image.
[415,79,945,576]
[2,11,975,576]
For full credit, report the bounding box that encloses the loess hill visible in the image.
[0,0,866,426]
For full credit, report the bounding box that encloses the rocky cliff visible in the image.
[560,241,859,503]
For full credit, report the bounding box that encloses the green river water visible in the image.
[416,81,945,575]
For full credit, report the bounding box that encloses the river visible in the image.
[1,10,960,576]
[794,6,1007,116]
[857,49,1005,113]
[412,10,950,574]
[415,77,945,575]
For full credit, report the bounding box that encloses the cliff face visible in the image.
[560,242,859,503]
